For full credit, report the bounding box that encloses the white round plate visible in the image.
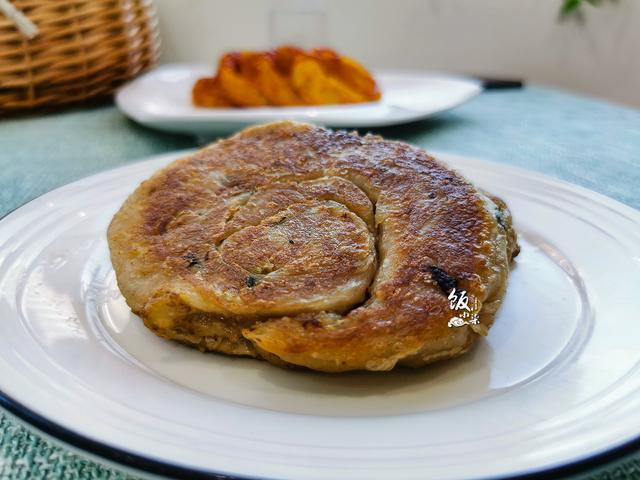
[1,150,639,480]
[115,65,481,135]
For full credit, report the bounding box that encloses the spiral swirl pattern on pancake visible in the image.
[108,121,519,372]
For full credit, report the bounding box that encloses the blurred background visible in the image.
[156,0,640,107]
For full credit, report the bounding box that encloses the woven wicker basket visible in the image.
[0,0,159,112]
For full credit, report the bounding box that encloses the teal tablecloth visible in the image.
[0,86,639,479]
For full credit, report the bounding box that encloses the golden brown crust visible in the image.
[108,121,519,372]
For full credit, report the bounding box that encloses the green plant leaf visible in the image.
[561,0,583,15]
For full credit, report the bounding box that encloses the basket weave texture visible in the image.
[0,0,159,112]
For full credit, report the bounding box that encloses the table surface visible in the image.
[0,86,639,479]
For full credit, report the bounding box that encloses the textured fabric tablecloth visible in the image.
[0,86,639,479]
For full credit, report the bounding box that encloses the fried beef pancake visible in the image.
[108,121,519,372]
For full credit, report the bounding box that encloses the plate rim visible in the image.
[2,380,640,480]
[1,149,639,480]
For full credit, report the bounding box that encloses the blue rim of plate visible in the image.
[1,387,639,479]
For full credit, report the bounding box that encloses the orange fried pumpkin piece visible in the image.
[238,52,301,106]
[311,48,381,101]
[273,45,307,75]
[192,77,232,108]
[291,57,368,105]
[217,53,268,107]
